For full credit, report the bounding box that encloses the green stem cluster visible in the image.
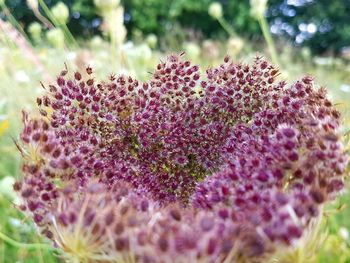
[0,230,55,251]
[0,1,31,42]
[37,0,78,49]
[217,17,237,37]
[258,15,279,66]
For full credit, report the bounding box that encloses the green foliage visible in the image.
[4,0,98,38]
[1,1,350,261]
[124,0,168,35]
[3,0,258,43]
[124,0,259,38]
[0,194,59,263]
[268,0,350,54]
[4,0,350,54]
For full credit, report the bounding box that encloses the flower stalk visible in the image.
[250,0,279,66]
[258,15,279,66]
[37,0,78,49]
[0,230,54,251]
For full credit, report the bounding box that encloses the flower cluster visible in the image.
[15,54,348,262]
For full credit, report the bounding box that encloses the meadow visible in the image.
[1,1,350,262]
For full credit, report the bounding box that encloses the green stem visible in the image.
[0,24,17,50]
[258,16,279,66]
[37,0,78,49]
[0,230,55,251]
[0,1,31,42]
[217,17,236,37]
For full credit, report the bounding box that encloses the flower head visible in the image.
[51,2,69,25]
[28,22,42,41]
[46,28,65,49]
[15,54,348,262]
[94,0,120,12]
[250,0,268,19]
[208,2,223,20]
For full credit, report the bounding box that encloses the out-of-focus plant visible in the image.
[0,1,30,41]
[36,0,77,48]
[26,0,54,29]
[208,2,222,20]
[89,35,104,48]
[94,0,120,13]
[250,0,267,20]
[268,215,326,263]
[28,22,42,44]
[208,2,236,37]
[0,19,51,82]
[0,228,55,252]
[123,42,155,79]
[74,49,91,71]
[183,42,201,61]
[207,2,244,59]
[0,176,16,200]
[94,0,126,47]
[317,230,350,263]
[250,0,279,65]
[125,0,169,35]
[51,2,69,26]
[339,227,349,241]
[46,28,65,49]
[94,0,127,68]
[124,0,259,42]
[146,34,158,49]
[268,0,350,54]
[301,47,312,61]
[341,47,350,61]
[226,37,244,58]
[202,39,220,63]
[5,0,350,54]
[6,0,257,45]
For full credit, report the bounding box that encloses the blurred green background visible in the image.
[0,0,350,262]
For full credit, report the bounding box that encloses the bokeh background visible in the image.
[0,0,350,262]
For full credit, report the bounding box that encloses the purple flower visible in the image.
[15,54,348,262]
